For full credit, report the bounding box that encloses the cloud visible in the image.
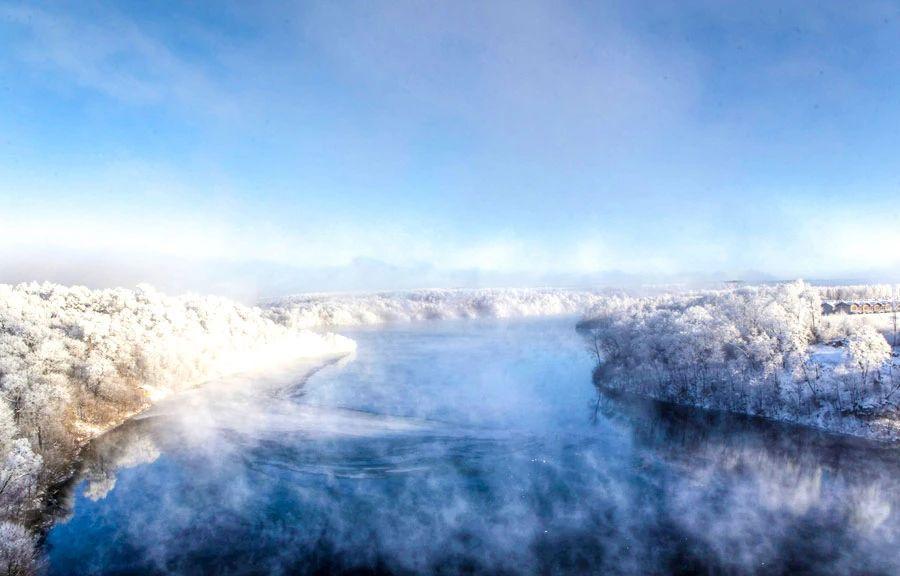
[298,0,699,157]
[0,2,236,115]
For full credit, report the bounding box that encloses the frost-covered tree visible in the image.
[847,325,892,378]
[0,403,16,455]
[820,284,897,301]
[580,281,900,440]
[0,440,42,523]
[0,282,353,467]
[0,522,37,576]
[264,288,613,328]
[843,325,892,409]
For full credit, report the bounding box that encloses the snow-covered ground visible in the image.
[807,343,846,366]
[263,288,612,329]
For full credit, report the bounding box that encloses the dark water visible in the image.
[45,319,900,575]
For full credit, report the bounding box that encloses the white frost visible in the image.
[580,281,900,441]
[264,288,611,329]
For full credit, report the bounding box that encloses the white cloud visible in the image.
[0,2,236,115]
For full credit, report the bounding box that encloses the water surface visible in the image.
[46,319,900,575]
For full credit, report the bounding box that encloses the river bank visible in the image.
[578,282,900,443]
[0,282,356,575]
[41,318,900,575]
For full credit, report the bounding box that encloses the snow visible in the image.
[808,344,846,366]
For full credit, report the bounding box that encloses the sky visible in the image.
[1,0,900,298]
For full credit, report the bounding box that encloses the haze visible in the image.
[2,1,899,297]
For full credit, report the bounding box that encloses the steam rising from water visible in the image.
[47,320,900,575]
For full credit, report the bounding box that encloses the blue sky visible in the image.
[1,1,899,297]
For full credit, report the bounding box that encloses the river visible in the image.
[44,318,900,575]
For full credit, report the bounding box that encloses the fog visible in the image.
[46,319,900,575]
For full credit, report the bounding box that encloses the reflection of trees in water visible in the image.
[596,391,900,574]
[84,419,163,501]
[50,418,162,525]
[82,430,161,502]
[46,385,899,575]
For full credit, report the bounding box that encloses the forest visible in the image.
[263,288,612,329]
[579,281,899,442]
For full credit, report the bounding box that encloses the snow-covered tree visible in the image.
[0,440,42,519]
[847,325,892,378]
[580,281,900,440]
[264,288,613,328]
[0,403,16,455]
[0,522,37,576]
[843,325,892,409]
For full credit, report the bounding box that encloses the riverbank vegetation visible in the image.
[264,288,614,329]
[579,281,900,442]
[0,283,354,574]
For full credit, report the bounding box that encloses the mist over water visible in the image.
[45,319,900,575]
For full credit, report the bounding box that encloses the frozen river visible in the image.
[45,318,900,574]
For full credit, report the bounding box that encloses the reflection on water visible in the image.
[45,319,900,575]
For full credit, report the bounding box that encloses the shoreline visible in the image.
[592,373,900,446]
[33,351,353,539]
